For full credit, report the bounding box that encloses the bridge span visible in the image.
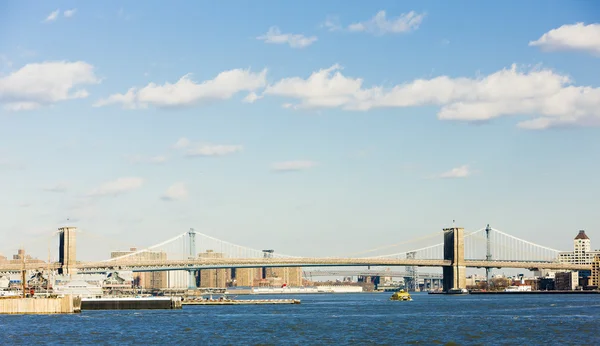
[0,258,587,273]
[0,224,588,292]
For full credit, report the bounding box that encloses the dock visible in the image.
[81,297,182,310]
[0,296,81,314]
[183,298,301,305]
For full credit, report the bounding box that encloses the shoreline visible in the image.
[469,290,600,294]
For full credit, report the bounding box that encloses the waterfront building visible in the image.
[554,271,579,290]
[167,271,189,289]
[0,276,9,289]
[558,230,600,265]
[270,267,303,287]
[103,271,134,291]
[197,250,231,288]
[233,268,261,287]
[590,255,600,287]
[110,248,168,290]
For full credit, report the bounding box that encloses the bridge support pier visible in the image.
[442,226,466,292]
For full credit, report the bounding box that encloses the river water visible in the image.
[2,293,599,345]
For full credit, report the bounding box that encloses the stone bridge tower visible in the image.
[58,226,77,275]
[442,226,466,292]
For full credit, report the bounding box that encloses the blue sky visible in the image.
[1,1,599,261]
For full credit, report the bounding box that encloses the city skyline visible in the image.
[1,1,599,260]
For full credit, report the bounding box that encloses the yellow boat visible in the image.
[390,289,412,301]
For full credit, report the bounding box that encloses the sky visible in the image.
[1,1,599,262]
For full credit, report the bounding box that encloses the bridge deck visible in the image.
[0,258,589,272]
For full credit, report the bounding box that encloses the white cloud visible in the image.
[263,63,600,129]
[94,68,267,109]
[271,160,317,172]
[348,10,425,35]
[172,137,191,149]
[42,182,69,193]
[529,23,600,56]
[257,27,318,48]
[128,155,167,164]
[0,61,99,111]
[87,177,144,197]
[186,144,243,157]
[172,138,243,157]
[438,165,471,179]
[64,9,77,18]
[44,9,60,22]
[322,16,342,32]
[243,91,262,103]
[161,182,188,201]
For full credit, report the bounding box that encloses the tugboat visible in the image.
[389,289,412,301]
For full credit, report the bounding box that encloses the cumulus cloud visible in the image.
[529,23,600,56]
[171,138,243,157]
[63,9,77,18]
[263,63,600,129]
[348,10,425,35]
[87,177,144,197]
[322,16,342,32]
[161,182,188,201]
[438,165,471,179]
[243,92,262,103]
[172,137,191,149]
[257,27,317,48]
[271,160,317,172]
[186,144,243,157]
[44,10,60,22]
[0,61,99,111]
[94,68,267,109]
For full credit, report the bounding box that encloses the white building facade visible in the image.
[558,230,600,265]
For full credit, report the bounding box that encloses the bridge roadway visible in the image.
[304,270,443,279]
[0,257,589,273]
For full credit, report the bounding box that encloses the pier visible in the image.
[0,296,81,314]
[183,298,300,305]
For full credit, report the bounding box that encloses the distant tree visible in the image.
[491,277,510,290]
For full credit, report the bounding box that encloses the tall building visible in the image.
[197,250,231,288]
[233,268,261,287]
[270,267,303,287]
[555,271,579,290]
[110,248,167,290]
[58,226,77,275]
[591,255,600,287]
[558,230,600,265]
[167,271,189,289]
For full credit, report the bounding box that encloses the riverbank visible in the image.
[470,290,600,294]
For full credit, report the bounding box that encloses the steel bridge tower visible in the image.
[188,228,197,289]
[485,224,492,286]
[405,251,418,291]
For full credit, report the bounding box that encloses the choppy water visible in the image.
[2,293,599,345]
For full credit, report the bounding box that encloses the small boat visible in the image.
[390,289,412,301]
